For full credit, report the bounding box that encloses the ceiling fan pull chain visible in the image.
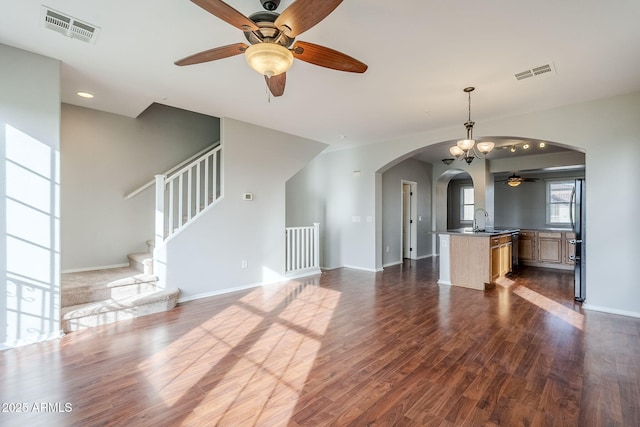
[266,80,271,103]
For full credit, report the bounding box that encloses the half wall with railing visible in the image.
[285,223,321,277]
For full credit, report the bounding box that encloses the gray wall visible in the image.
[1,44,61,347]
[381,157,433,266]
[286,158,323,227]
[61,103,219,271]
[446,170,583,230]
[494,171,584,229]
[155,118,326,300]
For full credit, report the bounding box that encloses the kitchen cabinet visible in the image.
[491,234,512,281]
[518,229,573,270]
[518,230,536,261]
[538,232,563,263]
[440,229,517,290]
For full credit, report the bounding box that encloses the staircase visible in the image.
[60,240,179,333]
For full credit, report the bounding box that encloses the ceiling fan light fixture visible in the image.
[245,43,293,77]
[507,180,522,187]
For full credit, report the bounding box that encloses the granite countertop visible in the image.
[437,227,520,237]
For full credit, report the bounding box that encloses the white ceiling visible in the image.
[3,1,640,152]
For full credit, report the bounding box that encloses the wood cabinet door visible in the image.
[503,243,512,275]
[518,238,535,260]
[538,238,562,263]
[491,245,501,281]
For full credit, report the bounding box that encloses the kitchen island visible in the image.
[437,228,519,290]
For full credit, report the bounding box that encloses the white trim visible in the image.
[582,304,640,319]
[319,265,342,271]
[177,282,263,303]
[285,267,322,280]
[416,254,434,260]
[437,280,452,286]
[61,263,129,274]
[382,260,403,268]
[176,271,323,304]
[343,265,383,273]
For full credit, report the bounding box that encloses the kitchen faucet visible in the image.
[473,208,489,232]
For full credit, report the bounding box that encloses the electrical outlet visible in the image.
[386,246,389,252]
[241,259,247,269]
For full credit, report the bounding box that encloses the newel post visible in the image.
[155,175,165,250]
[313,223,320,269]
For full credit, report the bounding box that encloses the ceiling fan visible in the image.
[175,0,368,97]
[497,173,539,187]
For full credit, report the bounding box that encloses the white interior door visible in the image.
[402,182,416,259]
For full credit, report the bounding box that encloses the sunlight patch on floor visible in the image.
[138,278,341,423]
[138,299,265,406]
[514,286,584,330]
[187,283,341,425]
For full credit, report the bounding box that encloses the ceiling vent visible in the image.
[514,63,555,81]
[42,6,100,44]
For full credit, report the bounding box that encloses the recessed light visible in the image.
[522,143,530,149]
[510,146,517,153]
[539,142,546,148]
[77,91,94,99]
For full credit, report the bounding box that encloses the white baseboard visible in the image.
[177,271,322,304]
[178,282,264,303]
[382,261,403,268]
[285,268,322,280]
[61,263,129,274]
[416,254,434,260]
[582,303,640,319]
[319,265,341,271]
[437,280,452,286]
[343,265,383,273]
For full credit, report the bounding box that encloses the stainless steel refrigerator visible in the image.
[570,179,586,302]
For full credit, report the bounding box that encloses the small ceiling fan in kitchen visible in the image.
[497,173,539,187]
[174,0,368,97]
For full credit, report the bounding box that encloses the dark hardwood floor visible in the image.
[2,259,639,426]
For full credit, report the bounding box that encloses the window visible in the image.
[547,180,575,224]
[461,185,474,222]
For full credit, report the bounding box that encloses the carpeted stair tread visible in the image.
[128,252,152,263]
[61,289,180,320]
[128,252,153,274]
[62,267,154,289]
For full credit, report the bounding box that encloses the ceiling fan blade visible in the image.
[275,0,343,38]
[191,0,259,31]
[265,73,286,97]
[292,41,367,73]
[175,43,249,66]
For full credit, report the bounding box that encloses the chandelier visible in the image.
[443,87,495,165]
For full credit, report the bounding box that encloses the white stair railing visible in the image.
[125,142,219,200]
[285,223,320,276]
[155,145,222,246]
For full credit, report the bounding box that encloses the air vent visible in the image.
[514,63,555,81]
[42,6,100,44]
